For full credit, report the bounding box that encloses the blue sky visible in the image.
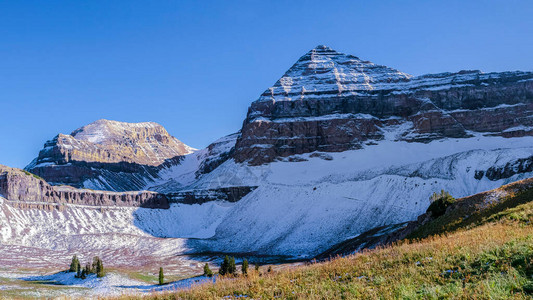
[1,0,532,168]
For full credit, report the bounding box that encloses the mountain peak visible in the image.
[257,47,412,102]
[311,44,334,51]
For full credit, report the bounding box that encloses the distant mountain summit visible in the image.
[25,119,194,191]
[257,45,412,102]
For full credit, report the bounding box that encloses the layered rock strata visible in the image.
[0,165,169,208]
[25,119,194,191]
[234,45,533,165]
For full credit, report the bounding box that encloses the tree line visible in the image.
[69,255,105,279]
[68,254,271,285]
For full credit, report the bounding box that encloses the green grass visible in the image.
[21,170,44,181]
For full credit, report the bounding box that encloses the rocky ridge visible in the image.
[0,165,169,208]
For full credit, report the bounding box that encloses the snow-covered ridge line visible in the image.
[253,45,533,103]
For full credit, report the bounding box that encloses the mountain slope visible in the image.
[318,177,533,259]
[149,179,533,300]
[184,134,533,257]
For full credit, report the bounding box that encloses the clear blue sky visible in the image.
[1,0,532,168]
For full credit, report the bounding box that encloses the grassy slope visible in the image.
[408,178,533,240]
[117,179,533,299]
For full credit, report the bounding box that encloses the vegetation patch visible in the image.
[409,179,533,239]
[22,169,44,181]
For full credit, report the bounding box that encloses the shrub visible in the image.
[427,190,455,217]
[203,263,213,277]
[523,281,533,294]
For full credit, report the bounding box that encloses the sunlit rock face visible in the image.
[25,119,194,191]
[234,45,533,165]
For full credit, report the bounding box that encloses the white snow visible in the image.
[20,271,215,297]
[254,46,533,103]
[178,134,533,256]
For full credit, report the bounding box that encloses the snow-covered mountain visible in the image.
[234,45,533,164]
[25,119,195,191]
[13,45,533,259]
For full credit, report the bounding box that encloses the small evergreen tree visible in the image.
[96,259,105,278]
[242,259,249,275]
[69,255,80,273]
[85,262,92,274]
[229,257,236,275]
[158,267,164,285]
[203,263,213,277]
[267,266,272,273]
[255,262,260,272]
[92,256,99,274]
[89,256,105,277]
[219,256,230,276]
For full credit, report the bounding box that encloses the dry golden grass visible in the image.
[110,183,533,299]
[112,221,532,299]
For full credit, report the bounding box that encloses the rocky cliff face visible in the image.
[25,119,194,191]
[0,165,169,208]
[234,45,533,165]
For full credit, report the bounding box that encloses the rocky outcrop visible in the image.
[195,133,239,176]
[0,165,169,208]
[167,186,257,204]
[25,119,194,191]
[476,156,533,181]
[234,45,533,165]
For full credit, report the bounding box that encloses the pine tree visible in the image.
[242,259,249,275]
[229,257,236,275]
[69,255,80,273]
[219,256,230,276]
[92,256,100,274]
[96,258,105,278]
[158,267,164,285]
[255,262,260,272]
[203,263,213,277]
[85,262,92,274]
